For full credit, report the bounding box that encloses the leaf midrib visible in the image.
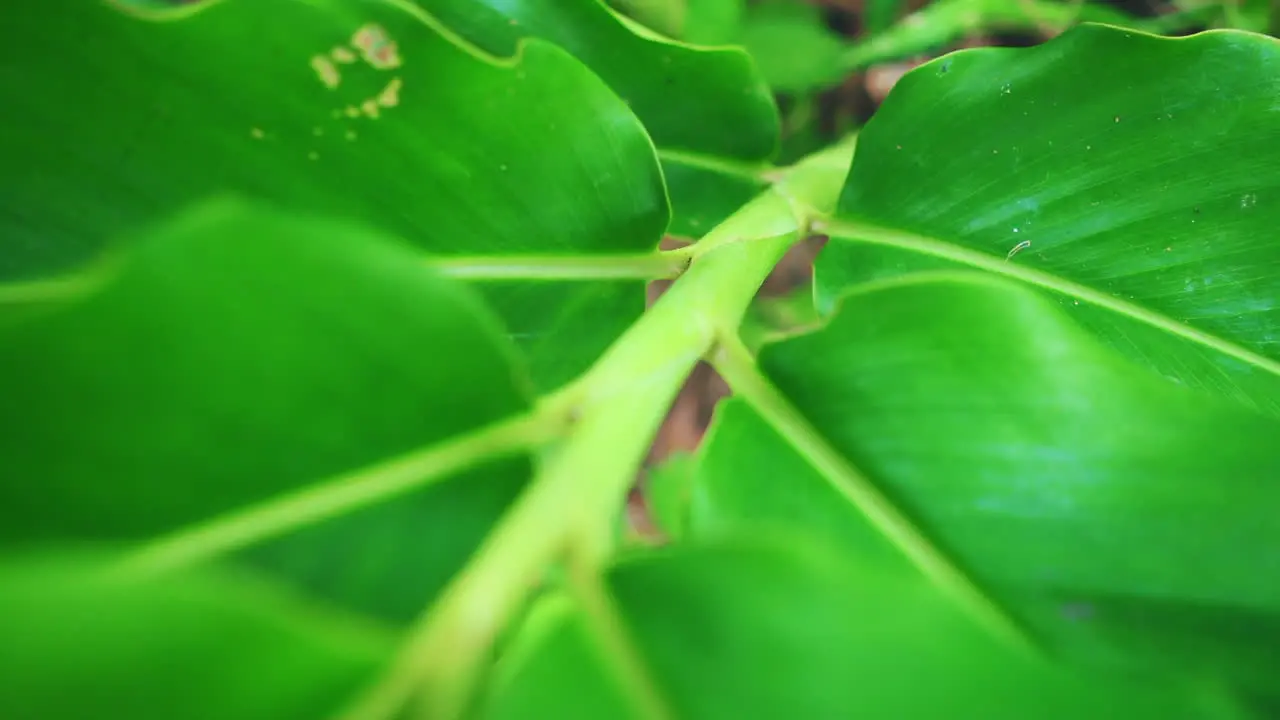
[709,333,1038,655]
[819,217,1280,379]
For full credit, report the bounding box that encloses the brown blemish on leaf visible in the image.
[352,24,402,70]
[377,77,402,108]
[311,54,341,89]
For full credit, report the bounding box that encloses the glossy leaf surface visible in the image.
[483,535,1230,719]
[820,24,1280,412]
[0,200,535,624]
[1,0,669,388]
[421,0,779,236]
[698,272,1280,700]
[0,551,390,720]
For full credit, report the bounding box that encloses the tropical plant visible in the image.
[2,0,1279,718]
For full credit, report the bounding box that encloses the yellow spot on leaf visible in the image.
[361,99,381,119]
[331,46,356,64]
[377,77,402,108]
[311,54,341,89]
[352,23,402,70]
[344,105,361,118]
[250,127,265,139]
[346,129,358,141]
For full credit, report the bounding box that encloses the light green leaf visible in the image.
[483,534,1236,719]
[821,24,1280,414]
[1,0,672,389]
[0,549,391,720]
[702,271,1280,702]
[0,199,546,625]
[420,0,779,236]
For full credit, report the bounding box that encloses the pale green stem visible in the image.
[111,406,569,579]
[708,332,1036,656]
[542,539,672,719]
[656,148,774,185]
[337,140,855,720]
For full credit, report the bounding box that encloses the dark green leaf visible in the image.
[2,0,669,388]
[702,271,1280,698]
[422,0,780,234]
[823,23,1280,413]
[0,200,536,624]
[484,534,1234,718]
[0,550,391,720]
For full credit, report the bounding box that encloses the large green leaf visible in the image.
[696,272,1280,704]
[0,199,538,625]
[481,534,1236,719]
[420,0,780,236]
[737,0,848,94]
[0,550,391,720]
[1,0,670,389]
[820,24,1280,413]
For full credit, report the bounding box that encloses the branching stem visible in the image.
[339,139,856,720]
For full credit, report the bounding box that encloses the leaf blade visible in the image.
[822,23,1280,409]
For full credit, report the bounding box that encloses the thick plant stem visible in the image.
[338,140,855,720]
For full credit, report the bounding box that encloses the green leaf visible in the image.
[642,452,699,539]
[821,24,1280,413]
[681,0,745,45]
[483,534,1235,719]
[0,199,543,625]
[0,550,391,720]
[836,0,1139,74]
[421,0,779,236]
[738,1,849,94]
[865,0,905,34]
[703,271,1280,700]
[1,0,671,389]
